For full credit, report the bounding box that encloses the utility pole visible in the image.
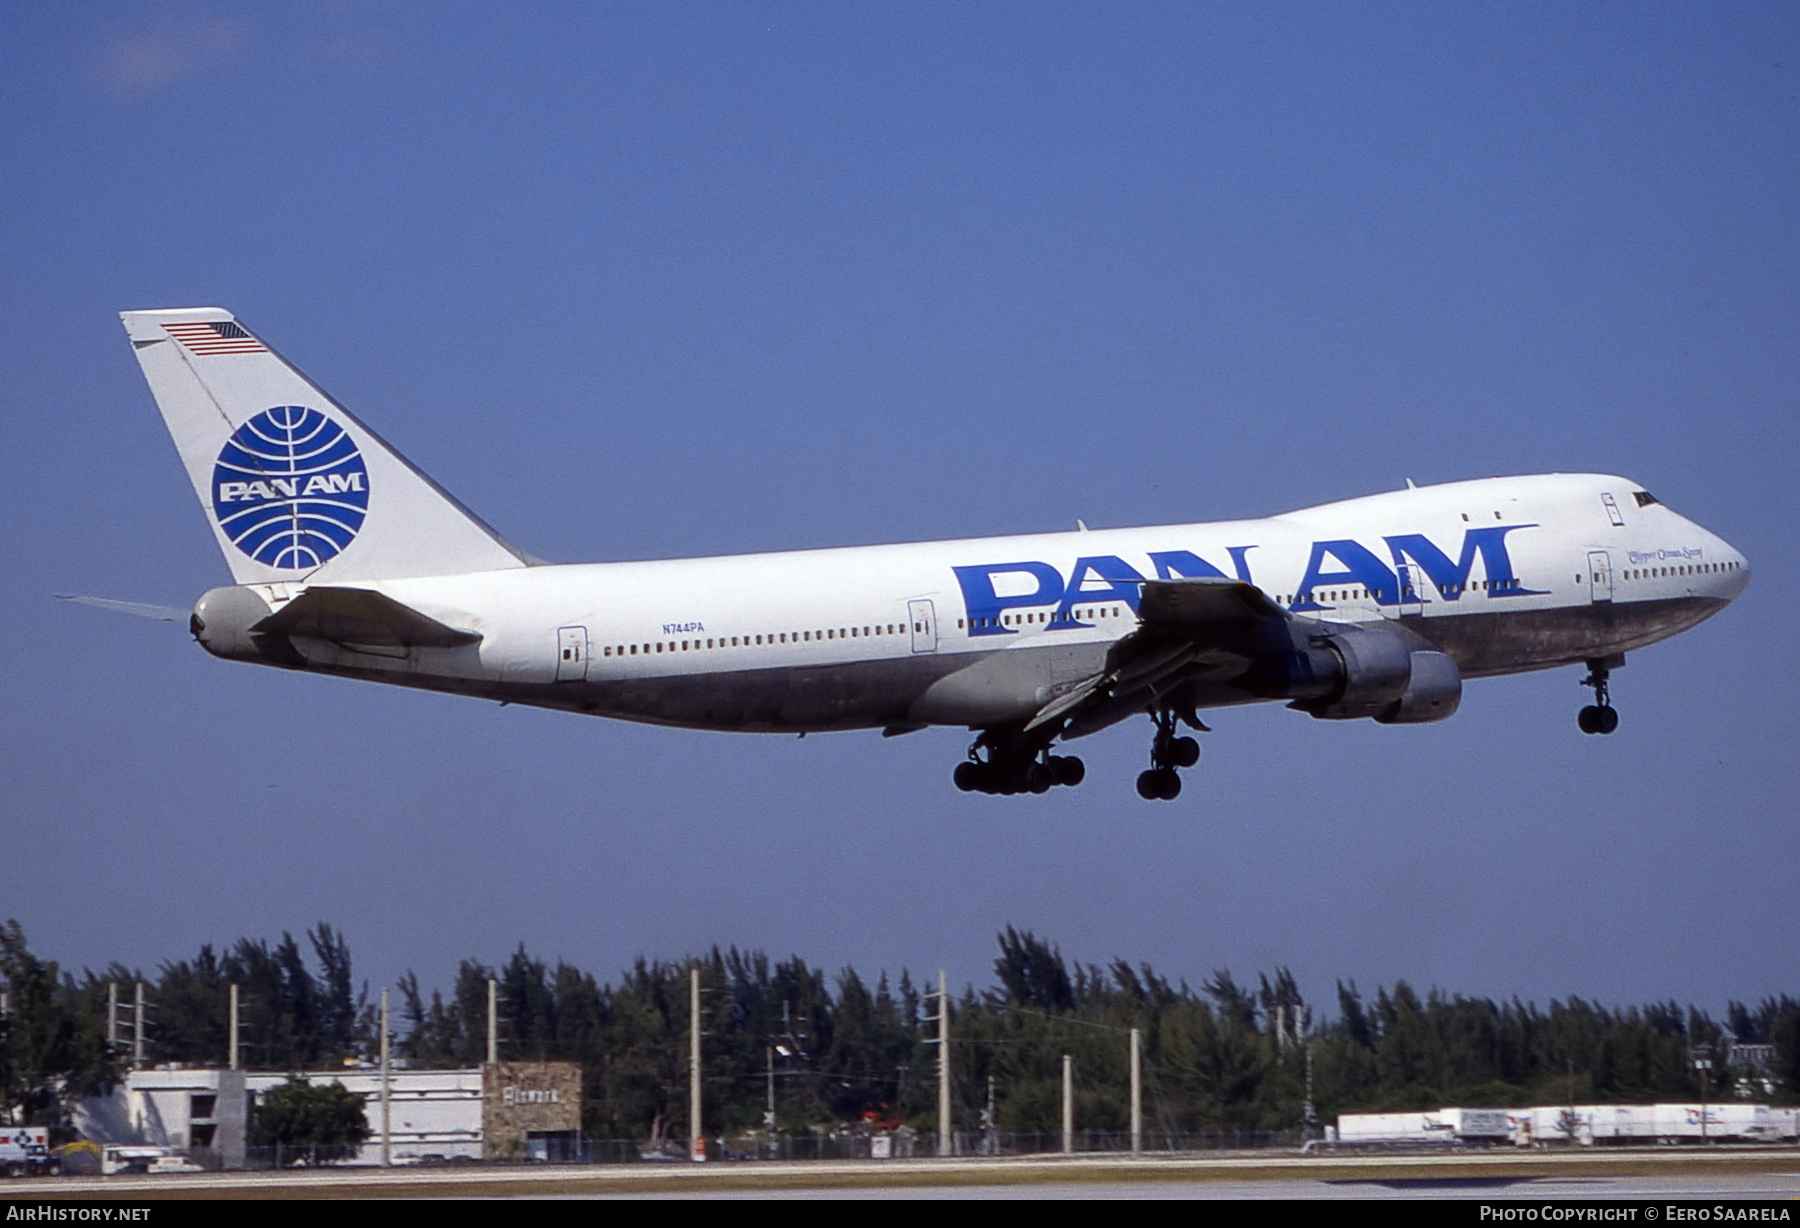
[936,970,951,1157]
[108,983,119,1054]
[1693,1049,1712,1145]
[764,1045,777,1137]
[1130,1027,1142,1156]
[380,987,392,1167]
[1567,1058,1577,1146]
[133,982,146,1067]
[229,983,239,1071]
[1061,1054,1073,1154]
[1303,1043,1318,1142]
[982,1075,997,1157]
[690,967,704,1162]
[487,978,498,1066]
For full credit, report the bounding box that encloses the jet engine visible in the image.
[1241,621,1462,724]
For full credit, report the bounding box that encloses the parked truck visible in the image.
[1,1127,61,1178]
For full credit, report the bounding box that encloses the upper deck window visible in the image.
[1633,491,1659,507]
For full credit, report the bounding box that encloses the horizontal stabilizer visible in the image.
[55,594,188,622]
[253,586,480,648]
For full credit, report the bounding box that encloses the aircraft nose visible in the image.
[1723,546,1750,598]
[1701,524,1749,600]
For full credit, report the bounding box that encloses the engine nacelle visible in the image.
[1304,625,1414,720]
[1376,649,1462,724]
[1241,622,1462,724]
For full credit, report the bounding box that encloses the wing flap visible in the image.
[1136,575,1285,625]
[1025,578,1289,739]
[253,586,480,648]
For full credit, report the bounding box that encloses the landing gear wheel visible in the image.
[1139,711,1200,800]
[1578,706,1602,734]
[1136,768,1181,801]
[1596,706,1618,734]
[958,735,1086,796]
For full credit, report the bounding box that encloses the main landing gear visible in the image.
[1577,656,1621,735]
[1136,710,1202,802]
[954,731,1084,795]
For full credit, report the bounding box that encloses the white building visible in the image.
[77,1067,484,1166]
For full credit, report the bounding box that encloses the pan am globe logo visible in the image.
[211,405,370,570]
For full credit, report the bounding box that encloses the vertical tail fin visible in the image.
[122,308,529,584]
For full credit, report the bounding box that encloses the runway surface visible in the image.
[15,1148,1800,1200]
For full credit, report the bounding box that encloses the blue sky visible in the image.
[2,3,1795,1015]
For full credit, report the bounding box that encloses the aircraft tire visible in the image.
[954,762,981,792]
[1578,705,1602,734]
[1157,769,1182,800]
[1052,755,1085,786]
[1026,764,1053,794]
[1173,736,1200,768]
[1597,706,1619,735]
[1136,770,1161,800]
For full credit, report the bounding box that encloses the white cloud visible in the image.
[91,13,250,95]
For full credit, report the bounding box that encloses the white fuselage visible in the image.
[235,473,1746,735]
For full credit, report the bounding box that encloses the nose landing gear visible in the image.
[1136,711,1201,801]
[1578,656,1622,735]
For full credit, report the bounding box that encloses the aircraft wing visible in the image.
[1027,576,1287,739]
[253,586,481,649]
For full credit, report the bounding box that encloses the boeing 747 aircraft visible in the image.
[120,308,1749,800]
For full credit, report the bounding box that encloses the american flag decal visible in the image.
[163,320,268,355]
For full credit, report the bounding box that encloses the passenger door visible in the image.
[556,626,589,681]
[1587,551,1613,604]
[907,599,937,654]
[1395,563,1425,618]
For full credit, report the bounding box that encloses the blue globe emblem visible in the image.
[211,406,370,569]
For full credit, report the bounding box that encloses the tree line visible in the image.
[3,919,1795,1136]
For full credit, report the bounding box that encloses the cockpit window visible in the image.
[1633,491,1659,507]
